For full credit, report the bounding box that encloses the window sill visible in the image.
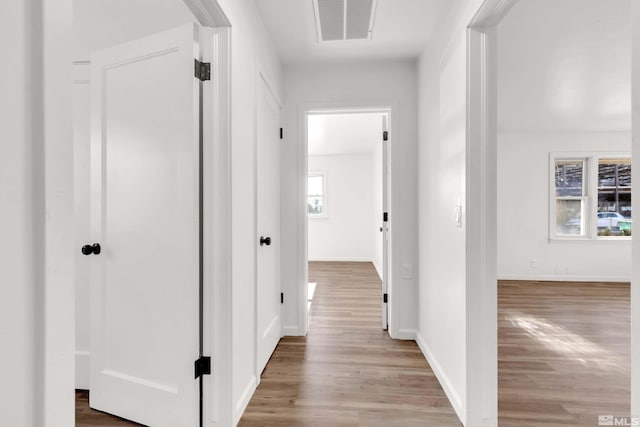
[595,236,632,241]
[308,215,328,220]
[549,236,632,242]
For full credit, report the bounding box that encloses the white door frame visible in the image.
[193,13,233,427]
[633,1,640,417]
[42,0,233,425]
[298,104,393,336]
[465,0,518,425]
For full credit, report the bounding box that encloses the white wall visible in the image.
[498,132,632,282]
[308,153,375,262]
[418,1,505,425]
[0,2,45,425]
[214,0,283,423]
[497,0,631,133]
[43,0,75,425]
[281,60,419,339]
[2,0,75,425]
[417,34,468,423]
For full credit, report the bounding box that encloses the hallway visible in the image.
[239,261,461,426]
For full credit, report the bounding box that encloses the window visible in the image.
[554,159,586,236]
[551,154,631,239]
[308,173,326,217]
[597,159,631,236]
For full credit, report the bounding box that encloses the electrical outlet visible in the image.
[554,265,569,275]
[530,259,537,269]
[402,264,413,279]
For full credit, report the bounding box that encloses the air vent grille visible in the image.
[313,0,378,42]
[346,0,373,39]
[317,0,345,41]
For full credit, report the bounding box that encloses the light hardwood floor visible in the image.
[76,390,141,426]
[498,280,630,426]
[239,261,462,426]
[75,264,631,426]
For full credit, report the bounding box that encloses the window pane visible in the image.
[597,159,632,236]
[555,160,584,197]
[308,196,323,215]
[556,199,583,235]
[308,175,323,196]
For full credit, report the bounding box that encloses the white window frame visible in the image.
[549,152,632,241]
[308,171,328,219]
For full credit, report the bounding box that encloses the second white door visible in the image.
[256,75,282,376]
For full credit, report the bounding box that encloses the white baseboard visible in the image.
[282,326,305,337]
[234,376,257,425]
[498,274,631,283]
[308,257,372,263]
[415,332,465,426]
[393,328,416,340]
[75,350,90,390]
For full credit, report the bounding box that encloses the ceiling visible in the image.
[498,0,631,132]
[308,113,385,156]
[254,0,450,64]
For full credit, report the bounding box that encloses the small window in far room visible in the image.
[554,159,586,236]
[550,153,632,239]
[308,173,326,218]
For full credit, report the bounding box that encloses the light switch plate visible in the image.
[402,264,413,279]
[455,205,463,228]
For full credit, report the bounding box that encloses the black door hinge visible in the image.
[383,130,388,141]
[280,292,284,304]
[194,356,211,379]
[383,293,388,303]
[383,212,388,222]
[194,59,211,81]
[280,128,283,140]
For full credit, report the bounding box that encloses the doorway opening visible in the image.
[495,0,632,424]
[71,0,231,425]
[467,0,633,424]
[304,108,391,331]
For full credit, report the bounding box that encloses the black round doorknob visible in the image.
[81,243,101,255]
[260,236,272,246]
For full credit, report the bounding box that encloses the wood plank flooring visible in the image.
[239,261,462,426]
[75,265,631,426]
[498,280,630,426]
[76,390,141,426]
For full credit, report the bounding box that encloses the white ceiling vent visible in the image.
[313,0,378,42]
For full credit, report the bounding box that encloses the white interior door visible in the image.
[256,75,282,376]
[89,23,203,427]
[382,115,389,330]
